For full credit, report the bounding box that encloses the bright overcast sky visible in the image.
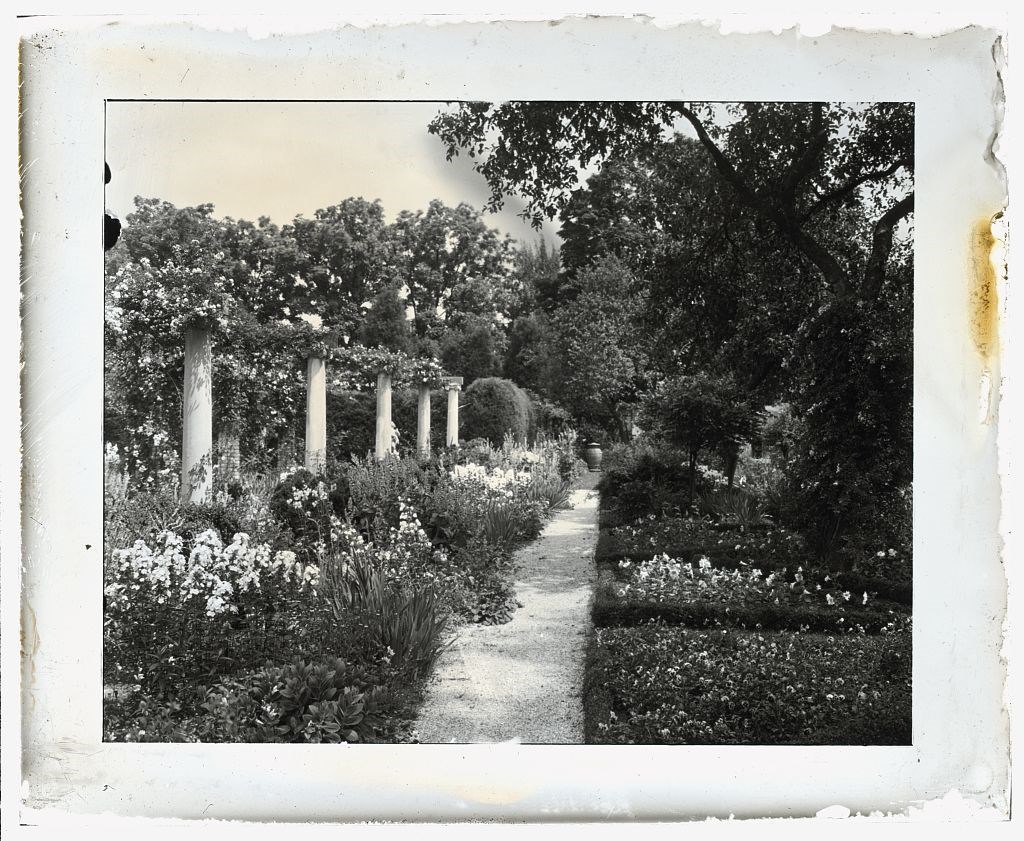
[105,100,559,247]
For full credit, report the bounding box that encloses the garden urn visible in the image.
[583,442,603,471]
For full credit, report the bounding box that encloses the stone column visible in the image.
[305,355,327,474]
[416,383,431,458]
[374,371,393,461]
[181,327,213,503]
[444,376,463,448]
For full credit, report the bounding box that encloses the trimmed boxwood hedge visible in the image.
[582,631,616,744]
[462,377,533,446]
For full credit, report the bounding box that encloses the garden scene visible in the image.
[104,101,913,744]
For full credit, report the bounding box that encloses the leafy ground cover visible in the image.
[585,620,911,745]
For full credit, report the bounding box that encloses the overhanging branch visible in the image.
[674,105,852,297]
[862,192,915,301]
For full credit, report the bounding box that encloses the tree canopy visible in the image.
[429,101,913,307]
[429,100,915,559]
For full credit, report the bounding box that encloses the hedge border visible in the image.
[595,529,911,606]
[581,630,615,745]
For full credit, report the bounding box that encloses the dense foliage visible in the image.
[585,440,911,745]
[104,193,557,478]
[462,377,533,446]
[429,100,914,562]
[104,437,578,742]
[105,98,917,748]
[587,622,910,745]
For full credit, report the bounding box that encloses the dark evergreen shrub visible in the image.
[326,391,377,463]
[462,377,532,445]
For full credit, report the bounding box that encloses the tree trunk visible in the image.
[724,448,738,488]
[688,450,698,506]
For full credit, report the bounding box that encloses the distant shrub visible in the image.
[525,391,574,441]
[326,391,377,462]
[462,377,532,446]
[598,441,701,520]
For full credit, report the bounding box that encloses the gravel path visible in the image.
[414,471,600,743]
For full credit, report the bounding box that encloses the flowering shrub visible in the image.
[601,515,911,606]
[449,462,532,494]
[588,620,911,745]
[329,346,446,391]
[107,529,317,619]
[440,464,547,544]
[322,502,449,592]
[104,528,320,695]
[104,434,574,741]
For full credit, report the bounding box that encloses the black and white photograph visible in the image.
[101,99,914,746]
[12,15,1009,825]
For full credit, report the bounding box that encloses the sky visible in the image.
[104,100,559,248]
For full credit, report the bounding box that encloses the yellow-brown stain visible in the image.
[970,215,1002,362]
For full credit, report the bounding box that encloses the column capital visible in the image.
[443,376,464,391]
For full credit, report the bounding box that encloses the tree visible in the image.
[358,283,414,354]
[509,237,562,316]
[503,312,555,395]
[429,101,914,557]
[390,199,514,330]
[429,102,913,308]
[546,256,646,440]
[286,197,400,335]
[440,314,503,385]
[558,134,816,401]
[652,372,762,503]
[109,197,300,324]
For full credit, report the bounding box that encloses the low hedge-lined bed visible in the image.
[594,521,911,606]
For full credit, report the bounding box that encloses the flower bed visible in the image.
[593,552,907,633]
[586,447,912,746]
[596,516,911,606]
[585,620,911,745]
[104,434,579,742]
